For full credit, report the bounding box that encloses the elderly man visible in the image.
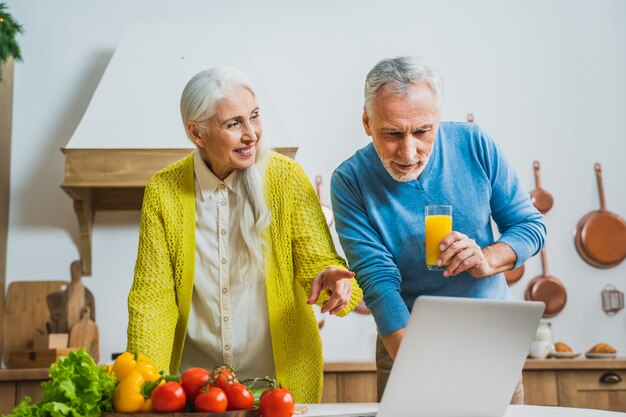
[331,57,545,403]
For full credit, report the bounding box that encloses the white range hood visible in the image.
[62,23,294,275]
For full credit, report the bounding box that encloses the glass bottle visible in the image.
[534,321,553,344]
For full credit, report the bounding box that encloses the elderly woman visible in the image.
[126,67,362,403]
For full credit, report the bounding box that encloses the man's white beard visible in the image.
[381,155,430,182]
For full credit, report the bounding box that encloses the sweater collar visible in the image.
[193,148,238,202]
[417,125,441,186]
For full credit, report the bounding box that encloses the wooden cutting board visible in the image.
[69,306,99,362]
[104,411,260,417]
[3,280,69,358]
[53,260,96,333]
[65,260,86,331]
[103,405,308,416]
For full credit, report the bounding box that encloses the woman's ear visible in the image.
[187,121,205,148]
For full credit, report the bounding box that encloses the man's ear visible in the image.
[187,121,205,148]
[362,109,373,137]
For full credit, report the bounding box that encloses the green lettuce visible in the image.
[3,349,117,417]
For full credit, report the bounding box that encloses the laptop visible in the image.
[368,296,544,417]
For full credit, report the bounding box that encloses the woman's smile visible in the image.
[234,144,256,157]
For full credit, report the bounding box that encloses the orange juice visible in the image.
[425,214,452,269]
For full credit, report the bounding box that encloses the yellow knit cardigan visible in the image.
[127,151,362,402]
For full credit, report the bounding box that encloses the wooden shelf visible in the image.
[61,147,298,276]
[524,358,626,370]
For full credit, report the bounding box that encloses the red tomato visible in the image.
[260,386,294,417]
[194,386,228,412]
[151,381,186,413]
[225,382,255,410]
[211,366,238,391]
[181,367,210,401]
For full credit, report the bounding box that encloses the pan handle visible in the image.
[533,161,542,188]
[315,175,323,203]
[540,248,549,276]
[595,163,607,211]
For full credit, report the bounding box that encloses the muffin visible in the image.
[588,342,617,354]
[554,341,573,353]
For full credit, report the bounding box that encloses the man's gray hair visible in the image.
[364,56,444,112]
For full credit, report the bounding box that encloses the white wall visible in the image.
[4,0,626,366]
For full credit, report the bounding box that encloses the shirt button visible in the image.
[225,345,231,351]
[221,200,227,206]
[222,288,228,294]
[219,184,226,190]
[221,258,227,264]
[223,316,229,322]
[221,229,227,235]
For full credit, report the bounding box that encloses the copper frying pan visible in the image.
[504,264,524,286]
[574,163,626,268]
[524,248,567,318]
[530,161,553,214]
[316,175,334,227]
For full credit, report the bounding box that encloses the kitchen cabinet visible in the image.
[523,358,626,412]
[322,362,377,403]
[324,359,626,412]
[0,368,47,414]
[3,359,625,412]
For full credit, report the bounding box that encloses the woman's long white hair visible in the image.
[180,67,272,281]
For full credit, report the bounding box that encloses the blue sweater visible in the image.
[331,122,546,337]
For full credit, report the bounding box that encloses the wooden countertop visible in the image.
[324,362,376,372]
[324,359,626,372]
[2,358,625,381]
[524,357,626,370]
[0,367,49,381]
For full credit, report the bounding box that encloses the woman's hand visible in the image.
[307,268,355,314]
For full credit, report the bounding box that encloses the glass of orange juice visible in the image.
[425,205,452,271]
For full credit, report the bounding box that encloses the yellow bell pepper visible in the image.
[111,352,161,413]
[112,371,165,412]
[112,370,147,413]
[111,351,159,381]
[140,398,154,412]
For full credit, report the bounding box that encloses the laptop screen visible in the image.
[377,296,543,417]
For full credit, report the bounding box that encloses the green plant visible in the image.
[0,2,23,82]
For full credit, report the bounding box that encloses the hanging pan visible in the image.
[316,175,334,227]
[530,161,554,214]
[504,264,525,286]
[524,248,567,318]
[574,163,626,268]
